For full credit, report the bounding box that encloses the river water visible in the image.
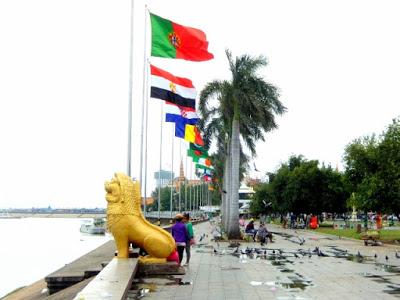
[0,217,112,298]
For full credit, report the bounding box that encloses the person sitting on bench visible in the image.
[245,219,257,242]
[257,222,273,245]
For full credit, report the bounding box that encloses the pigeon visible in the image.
[199,236,204,242]
[213,248,218,254]
[356,251,363,258]
[308,251,312,258]
[233,246,239,254]
[294,253,300,258]
[272,250,276,254]
[386,255,389,261]
[299,237,305,246]
[374,253,377,259]
[318,249,327,257]
[312,247,319,253]
[396,251,400,259]
[241,248,247,254]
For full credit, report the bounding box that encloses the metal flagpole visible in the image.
[158,104,163,224]
[178,140,181,212]
[139,5,149,199]
[170,128,174,222]
[143,59,150,217]
[185,154,188,211]
[126,0,135,176]
[190,162,193,212]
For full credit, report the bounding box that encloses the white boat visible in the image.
[80,218,106,234]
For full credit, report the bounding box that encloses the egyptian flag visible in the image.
[150,13,214,62]
[150,64,196,109]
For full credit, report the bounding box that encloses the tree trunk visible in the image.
[227,118,241,238]
[222,142,231,231]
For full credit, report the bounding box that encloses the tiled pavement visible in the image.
[135,220,400,300]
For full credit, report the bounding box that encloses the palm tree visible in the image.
[199,50,286,238]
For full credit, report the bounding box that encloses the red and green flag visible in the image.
[187,149,208,160]
[150,13,214,62]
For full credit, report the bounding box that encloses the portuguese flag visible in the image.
[150,13,214,62]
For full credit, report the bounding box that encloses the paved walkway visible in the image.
[131,220,400,300]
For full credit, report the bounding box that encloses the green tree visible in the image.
[253,155,348,215]
[376,118,400,216]
[199,50,285,238]
[343,135,380,211]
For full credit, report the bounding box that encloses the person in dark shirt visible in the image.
[245,219,257,242]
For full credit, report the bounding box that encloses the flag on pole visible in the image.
[196,164,213,171]
[189,142,206,153]
[165,103,199,125]
[184,125,204,146]
[198,157,212,167]
[187,149,208,160]
[150,64,196,109]
[150,13,214,62]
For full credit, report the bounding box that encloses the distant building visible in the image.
[238,183,255,214]
[154,170,174,188]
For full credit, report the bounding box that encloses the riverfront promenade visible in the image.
[4,219,400,300]
[133,220,400,300]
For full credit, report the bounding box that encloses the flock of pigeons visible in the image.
[208,237,400,263]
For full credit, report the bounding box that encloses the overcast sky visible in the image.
[1,0,399,208]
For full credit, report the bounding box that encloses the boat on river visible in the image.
[80,218,106,234]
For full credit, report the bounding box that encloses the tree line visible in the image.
[250,118,400,217]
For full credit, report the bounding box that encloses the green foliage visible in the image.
[199,49,286,238]
[343,118,400,214]
[252,155,348,214]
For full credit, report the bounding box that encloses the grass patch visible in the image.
[312,228,400,241]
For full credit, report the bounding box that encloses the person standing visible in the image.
[171,214,188,265]
[183,213,194,266]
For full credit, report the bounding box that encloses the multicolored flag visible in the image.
[187,149,208,160]
[196,164,214,171]
[150,13,214,62]
[165,103,199,125]
[150,64,196,109]
[184,124,204,146]
[189,142,206,153]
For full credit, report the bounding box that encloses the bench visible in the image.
[74,257,138,300]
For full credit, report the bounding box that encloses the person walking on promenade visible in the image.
[171,213,188,265]
[183,213,194,266]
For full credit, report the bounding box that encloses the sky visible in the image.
[1,0,400,208]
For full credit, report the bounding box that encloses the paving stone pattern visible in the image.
[132,220,400,300]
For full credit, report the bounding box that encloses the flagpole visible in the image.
[158,104,163,223]
[190,161,193,212]
[170,128,174,222]
[143,59,150,217]
[139,5,149,201]
[178,140,182,212]
[185,153,188,211]
[126,0,135,176]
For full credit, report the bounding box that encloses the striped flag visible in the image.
[150,64,196,109]
[165,103,199,125]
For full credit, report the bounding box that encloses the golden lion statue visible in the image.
[105,173,175,263]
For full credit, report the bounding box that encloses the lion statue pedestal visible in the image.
[105,173,176,264]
